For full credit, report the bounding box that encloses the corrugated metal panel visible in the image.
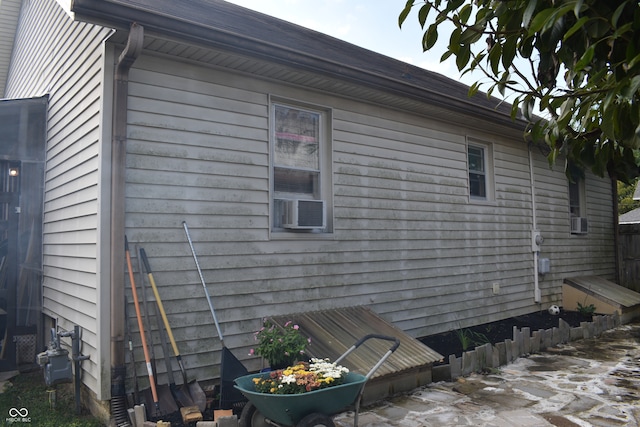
[272,306,442,381]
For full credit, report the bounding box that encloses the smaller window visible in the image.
[467,140,493,201]
[468,145,486,198]
[569,180,582,217]
[569,177,587,234]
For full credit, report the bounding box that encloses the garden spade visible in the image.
[139,247,206,413]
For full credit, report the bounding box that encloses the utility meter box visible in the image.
[532,230,544,252]
[37,329,73,387]
[539,258,551,275]
[42,346,72,386]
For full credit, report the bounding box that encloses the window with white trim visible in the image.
[569,177,587,234]
[271,101,332,232]
[467,140,494,201]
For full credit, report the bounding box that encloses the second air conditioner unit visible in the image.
[570,217,588,234]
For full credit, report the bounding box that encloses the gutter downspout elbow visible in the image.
[111,22,143,401]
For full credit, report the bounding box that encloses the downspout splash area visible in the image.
[110,22,143,425]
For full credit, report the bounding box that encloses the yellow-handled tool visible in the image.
[139,247,206,412]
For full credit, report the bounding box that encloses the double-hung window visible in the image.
[569,177,588,234]
[467,140,494,201]
[271,101,332,233]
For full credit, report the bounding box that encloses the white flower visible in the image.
[308,358,349,380]
[280,374,297,384]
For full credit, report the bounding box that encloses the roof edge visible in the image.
[70,0,527,130]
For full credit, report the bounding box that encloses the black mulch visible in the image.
[420,309,592,362]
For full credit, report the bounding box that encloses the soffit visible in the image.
[73,0,527,134]
[111,31,524,136]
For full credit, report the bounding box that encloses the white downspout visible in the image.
[529,148,542,303]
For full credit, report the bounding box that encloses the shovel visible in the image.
[182,221,248,410]
[140,248,207,413]
[124,236,160,416]
[135,246,177,417]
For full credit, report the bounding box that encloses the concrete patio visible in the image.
[334,322,640,426]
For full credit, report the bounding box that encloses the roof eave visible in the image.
[71,0,527,130]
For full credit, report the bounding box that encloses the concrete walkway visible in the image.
[334,323,640,427]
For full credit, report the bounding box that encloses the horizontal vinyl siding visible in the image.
[0,0,21,96]
[5,0,111,398]
[121,53,614,386]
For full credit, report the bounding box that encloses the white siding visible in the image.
[5,0,112,399]
[0,0,21,97]
[123,54,614,383]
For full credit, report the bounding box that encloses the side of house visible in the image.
[2,0,615,413]
[4,0,113,399]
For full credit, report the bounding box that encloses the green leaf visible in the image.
[447,0,465,12]
[468,81,482,98]
[522,0,538,27]
[488,43,502,75]
[574,45,595,71]
[510,96,521,121]
[573,0,584,17]
[623,75,640,99]
[418,3,432,28]
[611,1,628,28]
[458,4,472,25]
[563,16,590,41]
[398,0,414,27]
[423,24,439,50]
[456,45,471,71]
[601,106,617,140]
[528,8,555,34]
[502,36,517,70]
[449,27,461,53]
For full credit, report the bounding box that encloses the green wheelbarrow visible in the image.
[234,334,400,427]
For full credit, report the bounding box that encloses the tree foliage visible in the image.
[400,0,640,183]
[618,177,640,214]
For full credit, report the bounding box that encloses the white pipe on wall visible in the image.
[529,148,541,303]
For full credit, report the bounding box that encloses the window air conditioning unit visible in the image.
[282,199,325,229]
[571,217,588,234]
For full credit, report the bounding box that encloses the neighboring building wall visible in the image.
[5,0,112,399]
[123,52,615,380]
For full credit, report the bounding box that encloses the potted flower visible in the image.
[250,319,310,369]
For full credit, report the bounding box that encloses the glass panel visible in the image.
[569,180,580,217]
[468,146,484,172]
[469,172,486,198]
[274,105,320,170]
[274,167,319,196]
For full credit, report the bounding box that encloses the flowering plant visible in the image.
[249,319,310,368]
[252,359,349,394]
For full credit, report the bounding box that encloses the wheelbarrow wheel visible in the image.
[238,402,270,427]
[296,413,335,427]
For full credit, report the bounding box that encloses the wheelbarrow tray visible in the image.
[234,371,367,426]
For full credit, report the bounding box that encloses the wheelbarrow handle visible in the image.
[353,334,400,352]
[335,334,400,380]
